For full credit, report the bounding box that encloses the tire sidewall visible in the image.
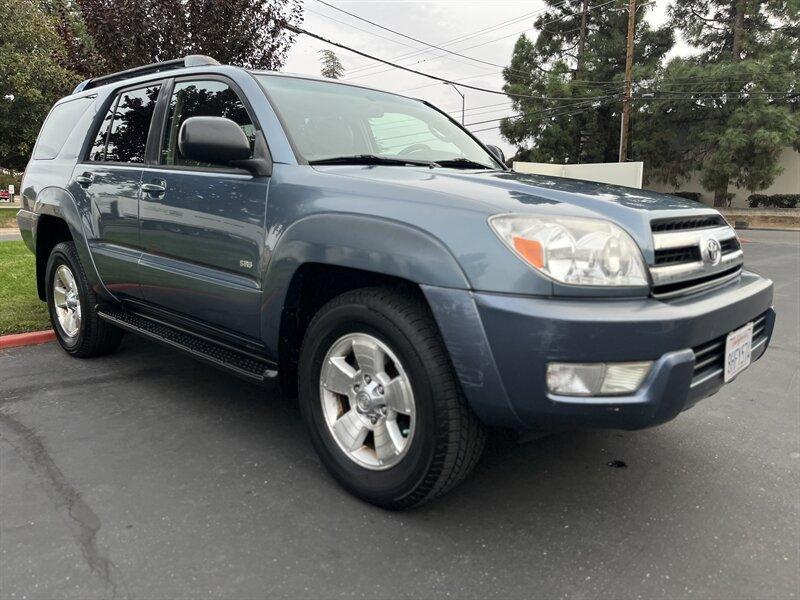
[299,301,441,507]
[46,243,87,352]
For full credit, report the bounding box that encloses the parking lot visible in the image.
[1,229,798,600]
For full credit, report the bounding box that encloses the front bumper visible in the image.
[423,271,775,431]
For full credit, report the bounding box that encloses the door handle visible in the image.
[140,181,166,196]
[75,173,94,187]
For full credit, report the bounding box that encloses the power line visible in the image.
[464,96,619,127]
[285,24,619,101]
[314,0,516,73]
[305,6,503,77]
[344,0,617,83]
[344,2,570,77]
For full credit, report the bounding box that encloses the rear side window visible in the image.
[160,79,255,168]
[89,84,161,163]
[33,97,93,160]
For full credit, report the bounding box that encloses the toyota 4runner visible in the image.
[16,56,775,509]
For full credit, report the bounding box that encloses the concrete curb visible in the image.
[0,330,56,349]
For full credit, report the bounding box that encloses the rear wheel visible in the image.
[46,241,123,357]
[298,287,486,509]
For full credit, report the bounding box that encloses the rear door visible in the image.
[71,82,162,298]
[137,76,270,339]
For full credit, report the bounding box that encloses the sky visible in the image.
[282,0,689,157]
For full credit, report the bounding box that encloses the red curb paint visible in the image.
[0,330,56,349]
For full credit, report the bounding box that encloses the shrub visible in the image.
[672,191,703,202]
[747,194,800,209]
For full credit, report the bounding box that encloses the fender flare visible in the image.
[259,212,470,355]
[32,186,114,302]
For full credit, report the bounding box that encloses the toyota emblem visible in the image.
[702,237,722,266]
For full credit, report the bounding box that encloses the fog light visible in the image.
[546,361,652,396]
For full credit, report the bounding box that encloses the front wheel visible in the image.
[45,241,123,357]
[298,287,486,509]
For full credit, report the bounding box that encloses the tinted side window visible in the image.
[33,97,93,160]
[161,80,255,168]
[88,98,117,161]
[104,85,161,163]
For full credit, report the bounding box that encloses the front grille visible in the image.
[654,236,740,267]
[649,214,743,299]
[651,215,726,233]
[691,312,768,386]
[654,246,701,265]
[652,265,741,297]
[720,237,740,253]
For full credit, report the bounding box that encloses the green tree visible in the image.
[500,0,673,164]
[74,0,303,74]
[319,49,345,79]
[0,0,78,171]
[635,0,799,205]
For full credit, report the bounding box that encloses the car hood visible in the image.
[313,165,704,214]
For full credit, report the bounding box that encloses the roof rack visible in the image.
[72,55,221,94]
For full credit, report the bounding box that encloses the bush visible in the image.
[747,194,800,209]
[0,171,22,192]
[672,191,703,202]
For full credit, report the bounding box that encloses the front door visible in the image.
[137,77,269,339]
[70,83,162,299]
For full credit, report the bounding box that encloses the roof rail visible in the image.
[72,55,221,94]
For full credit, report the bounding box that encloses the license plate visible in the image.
[724,322,754,382]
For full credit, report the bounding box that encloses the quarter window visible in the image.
[161,80,255,168]
[34,97,93,160]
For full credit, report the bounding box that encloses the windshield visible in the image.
[253,74,502,169]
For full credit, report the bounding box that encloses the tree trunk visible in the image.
[714,185,730,207]
[731,0,746,61]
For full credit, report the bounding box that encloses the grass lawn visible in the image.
[0,241,51,335]
[0,207,19,228]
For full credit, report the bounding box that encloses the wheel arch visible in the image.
[261,213,470,368]
[32,186,111,303]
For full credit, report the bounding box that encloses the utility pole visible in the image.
[444,82,465,124]
[576,0,589,73]
[618,0,635,162]
[573,0,589,162]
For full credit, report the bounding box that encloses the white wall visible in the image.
[646,147,799,208]
[513,161,644,189]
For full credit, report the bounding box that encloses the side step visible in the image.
[97,307,277,384]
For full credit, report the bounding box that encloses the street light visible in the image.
[443,83,465,125]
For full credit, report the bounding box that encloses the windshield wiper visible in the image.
[310,154,438,168]
[435,158,495,170]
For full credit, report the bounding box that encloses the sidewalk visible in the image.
[0,227,21,242]
[719,207,800,230]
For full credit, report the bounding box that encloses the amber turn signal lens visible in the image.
[512,236,544,268]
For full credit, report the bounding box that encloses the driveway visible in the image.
[1,229,798,599]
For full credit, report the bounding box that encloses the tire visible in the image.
[45,241,123,358]
[298,286,486,509]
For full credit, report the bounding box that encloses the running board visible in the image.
[97,307,277,384]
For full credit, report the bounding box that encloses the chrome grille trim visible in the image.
[650,249,743,285]
[653,226,736,250]
[650,219,743,298]
[651,268,741,300]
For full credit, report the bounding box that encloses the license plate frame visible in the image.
[724,322,754,383]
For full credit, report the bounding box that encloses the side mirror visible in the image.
[486,144,505,165]
[178,116,253,166]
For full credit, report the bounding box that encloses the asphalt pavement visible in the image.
[1,229,798,600]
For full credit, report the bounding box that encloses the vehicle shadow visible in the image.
[107,335,710,530]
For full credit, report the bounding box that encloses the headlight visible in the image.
[489,214,648,287]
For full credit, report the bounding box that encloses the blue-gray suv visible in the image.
[17,56,775,509]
